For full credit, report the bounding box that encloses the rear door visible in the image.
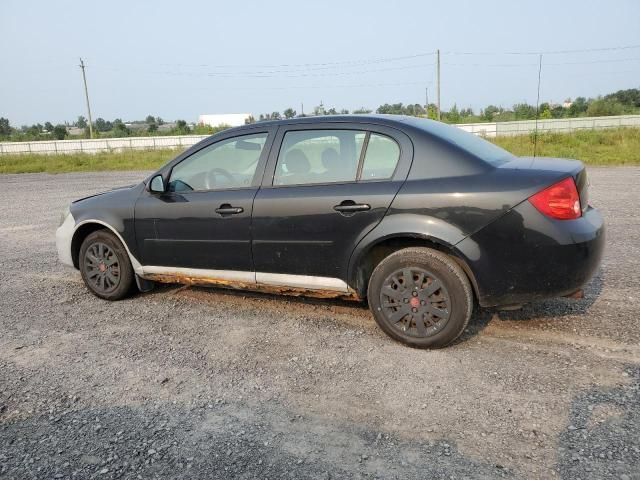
[251,123,412,283]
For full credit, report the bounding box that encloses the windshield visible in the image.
[405,117,513,166]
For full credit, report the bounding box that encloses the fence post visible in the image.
[153,137,156,150]
[0,142,3,155]
[54,141,58,154]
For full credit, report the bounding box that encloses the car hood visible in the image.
[72,183,138,204]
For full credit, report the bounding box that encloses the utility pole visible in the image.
[436,49,441,121]
[301,102,304,116]
[533,54,543,158]
[79,58,94,139]
[425,87,429,109]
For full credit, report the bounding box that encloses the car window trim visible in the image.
[268,128,401,188]
[266,179,359,189]
[355,131,370,181]
[164,131,272,194]
[160,185,258,195]
[260,122,413,189]
[261,177,401,190]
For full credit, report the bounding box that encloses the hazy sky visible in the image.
[1,0,639,125]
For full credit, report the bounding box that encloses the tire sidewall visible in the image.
[368,248,472,348]
[79,230,134,301]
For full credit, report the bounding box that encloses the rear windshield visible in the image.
[405,117,513,166]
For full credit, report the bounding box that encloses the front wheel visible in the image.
[79,230,134,300]
[367,247,473,348]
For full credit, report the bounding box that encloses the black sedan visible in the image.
[56,115,605,348]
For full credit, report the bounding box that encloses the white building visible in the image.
[198,113,252,127]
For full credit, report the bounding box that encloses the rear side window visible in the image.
[360,133,400,181]
[273,129,400,186]
[274,130,365,186]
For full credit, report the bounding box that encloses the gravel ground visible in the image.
[0,168,639,479]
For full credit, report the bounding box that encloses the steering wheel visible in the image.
[204,168,235,189]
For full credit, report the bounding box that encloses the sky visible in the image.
[1,0,639,125]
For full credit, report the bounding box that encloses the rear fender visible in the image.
[347,213,468,296]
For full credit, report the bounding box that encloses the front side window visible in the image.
[168,133,267,192]
[274,130,365,186]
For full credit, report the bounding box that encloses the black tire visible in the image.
[79,230,134,301]
[367,247,473,349]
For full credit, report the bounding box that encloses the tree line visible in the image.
[1,88,638,142]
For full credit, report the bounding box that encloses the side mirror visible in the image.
[149,175,165,193]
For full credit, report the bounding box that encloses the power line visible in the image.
[436,49,441,120]
[185,80,428,92]
[549,67,640,77]
[15,43,640,75]
[101,52,437,72]
[533,54,543,158]
[546,57,640,66]
[93,62,436,79]
[442,57,640,68]
[444,62,538,68]
[79,45,640,81]
[84,44,640,73]
[442,44,640,56]
[212,62,435,78]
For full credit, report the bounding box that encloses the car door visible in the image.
[251,123,412,285]
[134,129,274,272]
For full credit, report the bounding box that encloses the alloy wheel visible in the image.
[379,267,451,337]
[83,242,121,294]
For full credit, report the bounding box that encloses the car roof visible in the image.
[223,114,442,134]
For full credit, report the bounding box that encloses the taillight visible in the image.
[529,177,581,220]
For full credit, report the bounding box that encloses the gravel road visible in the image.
[1,168,639,479]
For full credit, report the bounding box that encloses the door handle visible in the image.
[215,204,244,215]
[333,201,371,213]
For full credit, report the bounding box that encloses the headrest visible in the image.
[321,148,340,170]
[284,149,311,174]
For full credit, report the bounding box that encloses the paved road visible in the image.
[1,168,639,479]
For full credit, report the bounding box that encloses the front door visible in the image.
[251,125,412,284]
[134,131,272,271]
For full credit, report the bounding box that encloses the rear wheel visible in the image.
[367,247,473,348]
[79,230,134,300]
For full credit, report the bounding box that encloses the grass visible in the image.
[491,127,640,165]
[0,148,178,174]
[1,127,639,174]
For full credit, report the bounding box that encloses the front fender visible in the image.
[68,183,145,271]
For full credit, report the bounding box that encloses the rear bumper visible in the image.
[456,202,605,307]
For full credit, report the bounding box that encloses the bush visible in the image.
[587,99,625,117]
[52,124,68,140]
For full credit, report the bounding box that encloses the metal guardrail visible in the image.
[456,114,640,137]
[1,114,640,155]
[0,135,208,155]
